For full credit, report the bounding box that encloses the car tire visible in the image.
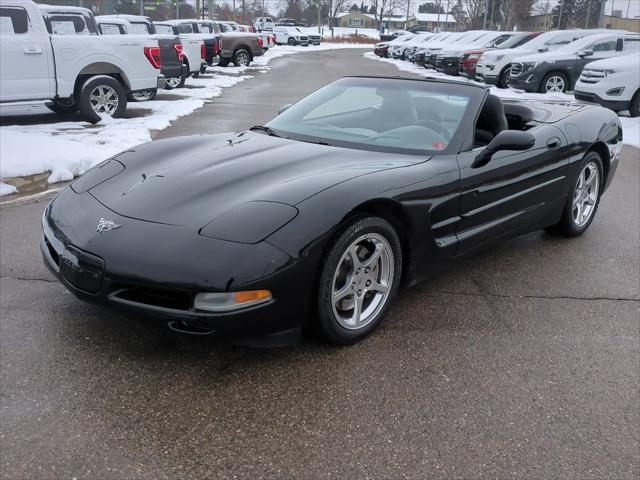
[127,89,157,102]
[540,71,569,93]
[548,151,603,237]
[629,89,640,117]
[164,74,186,90]
[76,75,127,124]
[233,49,251,67]
[287,37,296,46]
[317,216,402,345]
[218,58,230,67]
[497,65,511,89]
[46,100,78,114]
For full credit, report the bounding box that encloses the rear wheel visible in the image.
[629,89,640,117]
[76,76,126,124]
[164,75,185,90]
[317,216,402,344]
[288,37,296,46]
[540,71,569,93]
[548,152,603,236]
[233,49,251,67]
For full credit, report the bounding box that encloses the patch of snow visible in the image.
[364,52,640,148]
[0,44,368,196]
[0,183,17,196]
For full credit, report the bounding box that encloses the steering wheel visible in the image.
[416,119,450,139]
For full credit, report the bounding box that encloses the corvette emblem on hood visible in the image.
[97,218,121,233]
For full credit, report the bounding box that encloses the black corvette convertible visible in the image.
[41,77,622,345]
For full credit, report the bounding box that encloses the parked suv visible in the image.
[274,26,309,46]
[574,53,640,116]
[476,29,619,88]
[0,0,164,123]
[508,32,639,93]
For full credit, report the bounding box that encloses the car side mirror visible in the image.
[578,49,593,58]
[537,46,549,52]
[472,130,536,168]
[278,104,292,115]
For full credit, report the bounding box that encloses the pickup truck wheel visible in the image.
[630,90,640,117]
[233,49,251,67]
[77,76,126,124]
[127,89,157,102]
[164,75,186,90]
[287,37,296,46]
[46,100,78,114]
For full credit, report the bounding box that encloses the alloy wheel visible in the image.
[331,233,394,330]
[89,85,119,116]
[166,77,182,88]
[236,51,249,66]
[545,75,566,93]
[572,161,600,227]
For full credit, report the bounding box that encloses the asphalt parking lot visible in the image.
[1,49,639,479]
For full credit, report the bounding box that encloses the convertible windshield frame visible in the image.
[264,77,486,156]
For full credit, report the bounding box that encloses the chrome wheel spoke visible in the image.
[369,280,389,294]
[347,245,362,269]
[333,282,353,303]
[361,242,383,268]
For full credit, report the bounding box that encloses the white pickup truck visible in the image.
[0,0,164,123]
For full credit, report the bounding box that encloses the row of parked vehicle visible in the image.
[0,0,322,123]
[374,28,640,116]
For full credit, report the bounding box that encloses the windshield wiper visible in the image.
[250,125,286,138]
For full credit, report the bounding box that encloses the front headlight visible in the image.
[604,69,616,77]
[522,61,541,72]
[494,54,505,61]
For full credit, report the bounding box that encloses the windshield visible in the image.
[265,78,475,155]
[553,35,609,53]
[498,32,538,49]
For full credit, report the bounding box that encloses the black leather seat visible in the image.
[475,94,508,146]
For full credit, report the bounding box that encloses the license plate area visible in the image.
[61,246,105,294]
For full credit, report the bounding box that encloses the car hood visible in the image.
[482,47,536,60]
[89,132,421,228]
[516,52,576,63]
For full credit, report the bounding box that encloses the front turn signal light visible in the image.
[194,290,272,313]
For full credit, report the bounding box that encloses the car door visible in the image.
[0,5,54,101]
[455,123,571,254]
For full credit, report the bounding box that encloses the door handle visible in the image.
[546,137,561,149]
[23,46,43,55]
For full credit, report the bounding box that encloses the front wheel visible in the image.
[540,71,569,93]
[76,76,127,124]
[287,37,296,46]
[548,152,603,236]
[317,216,402,344]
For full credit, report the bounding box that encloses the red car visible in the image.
[373,42,390,57]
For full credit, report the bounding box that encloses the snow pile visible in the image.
[0,44,369,196]
[364,52,640,148]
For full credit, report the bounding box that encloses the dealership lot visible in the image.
[1,49,638,479]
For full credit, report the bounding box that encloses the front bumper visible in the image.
[507,74,539,92]
[475,71,499,85]
[436,56,459,75]
[574,90,630,112]
[40,189,310,339]
[157,77,166,89]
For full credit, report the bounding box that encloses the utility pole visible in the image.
[404,0,410,31]
[317,0,321,33]
[482,0,488,29]
[489,0,494,30]
[445,0,449,31]
[557,0,564,29]
[437,0,441,32]
[585,0,593,27]
[139,0,143,16]
[242,0,245,24]
[176,0,180,19]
